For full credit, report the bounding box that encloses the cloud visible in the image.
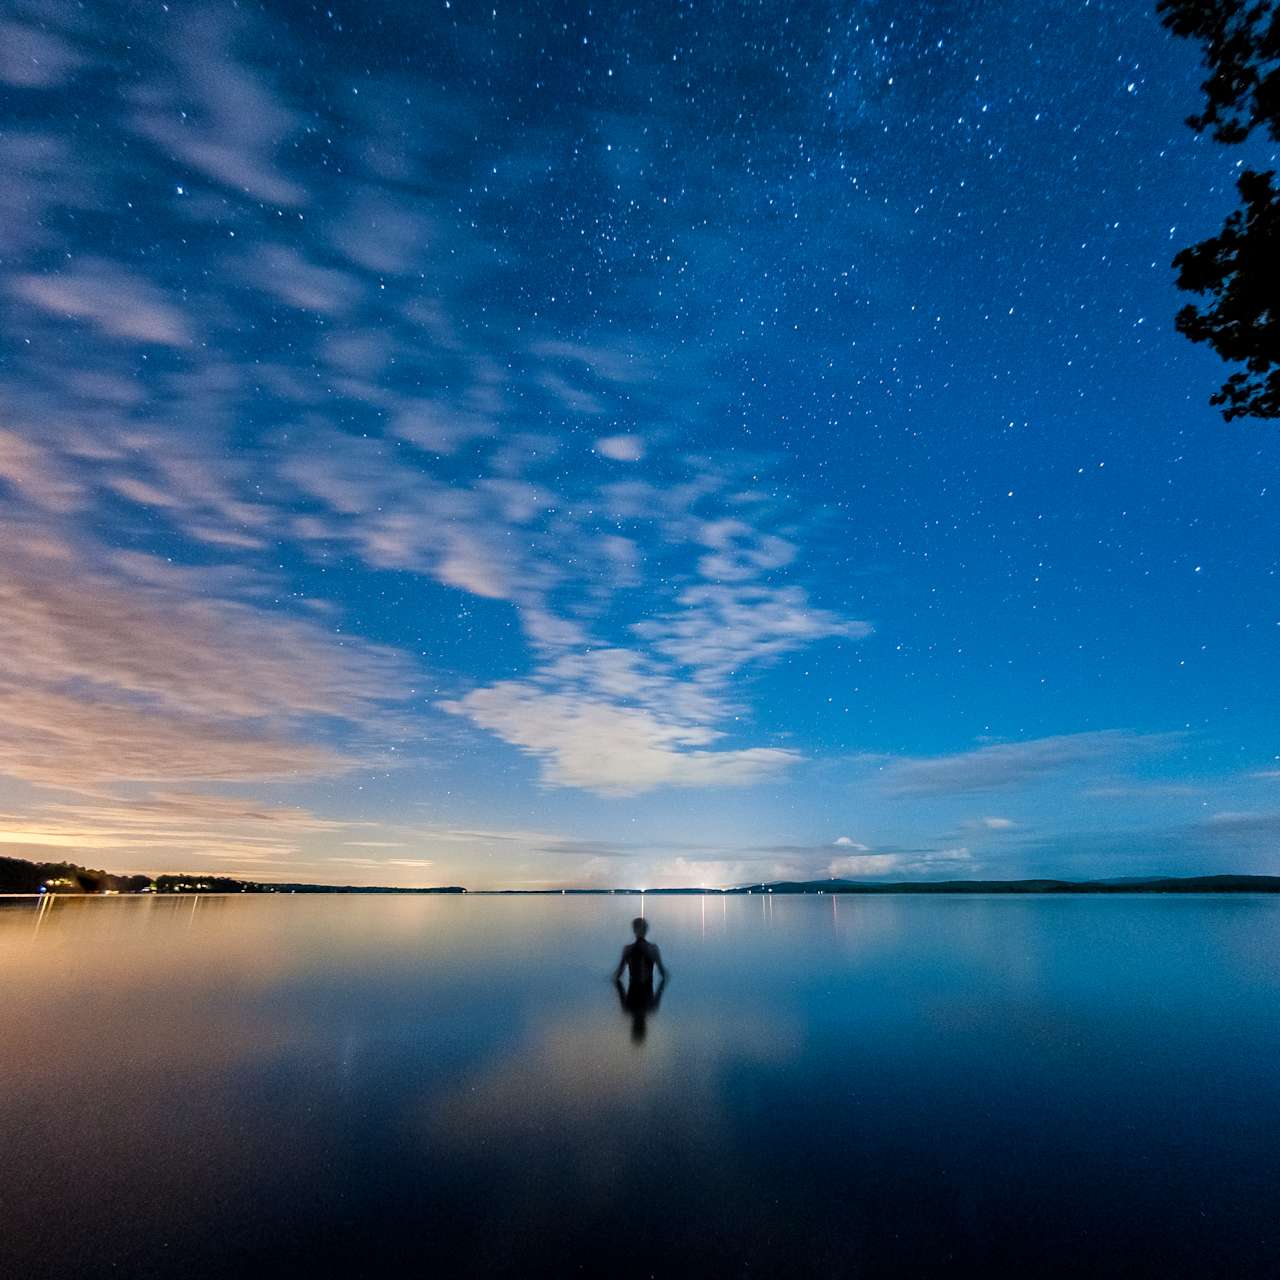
[0,427,83,512]
[0,0,872,821]
[1082,783,1199,798]
[0,791,352,867]
[12,258,193,345]
[694,519,795,582]
[537,648,725,723]
[873,731,1176,797]
[1009,808,1280,879]
[0,20,85,89]
[637,584,869,681]
[0,541,414,787]
[442,681,798,794]
[128,10,306,206]
[0,687,347,787]
[247,245,365,316]
[280,434,526,601]
[596,434,645,462]
[0,553,409,722]
[1201,810,1280,834]
[828,846,974,879]
[833,835,867,848]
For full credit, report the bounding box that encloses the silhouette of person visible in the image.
[613,917,667,1043]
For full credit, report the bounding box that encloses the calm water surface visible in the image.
[2,893,1278,1278]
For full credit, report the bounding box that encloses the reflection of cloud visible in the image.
[873,731,1176,797]
[427,1008,797,1208]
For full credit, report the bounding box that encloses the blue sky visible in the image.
[1,0,1277,887]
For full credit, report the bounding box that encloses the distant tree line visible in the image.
[1160,0,1280,419]
[0,855,465,894]
[0,856,150,894]
[0,857,251,894]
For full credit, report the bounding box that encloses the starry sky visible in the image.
[1,0,1277,888]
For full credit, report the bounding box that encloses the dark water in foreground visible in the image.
[2,894,1278,1278]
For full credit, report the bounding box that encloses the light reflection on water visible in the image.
[2,893,1279,1278]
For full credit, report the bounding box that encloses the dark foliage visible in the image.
[0,855,150,894]
[0,854,464,894]
[1159,0,1280,418]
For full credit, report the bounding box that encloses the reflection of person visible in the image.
[613,917,667,1043]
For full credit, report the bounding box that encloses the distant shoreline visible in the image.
[2,856,1277,896]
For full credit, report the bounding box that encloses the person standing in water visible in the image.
[614,916,667,986]
[613,917,667,1043]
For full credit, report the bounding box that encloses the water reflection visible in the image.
[2,894,1280,1278]
[614,973,666,1043]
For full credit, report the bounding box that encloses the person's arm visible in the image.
[612,945,629,981]
[652,945,667,980]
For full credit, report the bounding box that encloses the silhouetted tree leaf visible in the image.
[1160,0,1280,418]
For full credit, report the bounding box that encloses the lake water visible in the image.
[2,893,1278,1278]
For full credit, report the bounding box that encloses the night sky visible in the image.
[2,0,1277,887]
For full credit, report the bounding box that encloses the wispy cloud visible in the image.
[635,584,868,683]
[0,539,413,786]
[870,731,1177,797]
[442,682,798,794]
[13,258,193,346]
[0,791,355,868]
[1008,808,1280,879]
[127,9,306,206]
[0,19,85,89]
[0,0,872,877]
[828,846,974,879]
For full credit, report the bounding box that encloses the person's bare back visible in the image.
[613,917,667,1042]
[613,917,667,985]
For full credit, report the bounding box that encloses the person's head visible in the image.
[631,916,648,938]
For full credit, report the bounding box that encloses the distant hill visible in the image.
[715,875,1280,894]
